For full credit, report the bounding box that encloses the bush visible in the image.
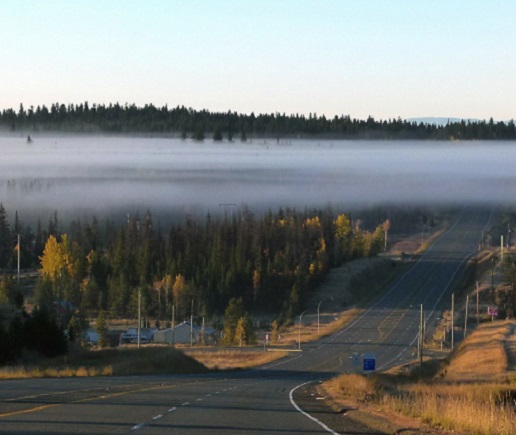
[23,308,68,358]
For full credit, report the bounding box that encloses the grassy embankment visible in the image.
[324,320,516,434]
[0,346,208,379]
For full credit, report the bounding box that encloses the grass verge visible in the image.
[322,320,516,435]
[0,346,208,379]
[184,349,288,370]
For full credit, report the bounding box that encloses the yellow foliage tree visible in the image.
[304,216,321,229]
[39,234,77,281]
[160,274,173,305]
[270,320,279,343]
[173,273,185,306]
[235,317,246,347]
[335,213,351,239]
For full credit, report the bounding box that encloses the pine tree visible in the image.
[96,310,109,348]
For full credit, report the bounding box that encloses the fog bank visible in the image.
[0,136,513,222]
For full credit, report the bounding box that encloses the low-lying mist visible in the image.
[0,135,514,224]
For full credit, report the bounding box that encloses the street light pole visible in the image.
[317,297,333,335]
[298,309,312,350]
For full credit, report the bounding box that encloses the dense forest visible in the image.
[1,102,515,140]
[0,202,445,362]
[0,204,389,324]
[0,203,414,362]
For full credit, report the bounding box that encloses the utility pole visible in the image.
[451,292,455,351]
[476,281,479,325]
[137,288,141,348]
[171,304,175,347]
[501,235,504,261]
[491,256,495,297]
[419,304,424,371]
[464,294,469,339]
[17,234,20,281]
[219,203,236,220]
[190,298,194,347]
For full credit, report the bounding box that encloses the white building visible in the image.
[153,321,216,345]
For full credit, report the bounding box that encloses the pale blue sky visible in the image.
[1,0,514,120]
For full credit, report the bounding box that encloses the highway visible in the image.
[0,208,492,434]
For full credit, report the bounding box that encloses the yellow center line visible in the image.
[6,383,144,402]
[0,380,209,419]
[377,309,410,343]
[0,403,60,418]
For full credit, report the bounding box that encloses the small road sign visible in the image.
[363,353,376,371]
[487,306,498,317]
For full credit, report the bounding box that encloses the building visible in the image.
[153,321,217,345]
[119,327,156,344]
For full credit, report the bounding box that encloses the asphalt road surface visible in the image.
[0,208,492,434]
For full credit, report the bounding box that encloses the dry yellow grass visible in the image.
[273,308,362,347]
[414,227,447,255]
[0,347,206,379]
[323,320,516,435]
[325,373,379,403]
[184,349,287,370]
[0,365,113,379]
[442,321,510,382]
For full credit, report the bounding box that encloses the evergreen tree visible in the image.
[192,127,205,141]
[23,307,68,357]
[96,310,109,348]
[0,203,11,268]
[213,125,223,141]
[222,297,245,344]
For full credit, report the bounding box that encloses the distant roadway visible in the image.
[0,208,492,434]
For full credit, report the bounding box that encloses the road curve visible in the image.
[0,208,492,434]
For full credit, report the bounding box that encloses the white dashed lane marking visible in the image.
[130,382,245,431]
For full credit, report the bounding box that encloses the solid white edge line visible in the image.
[289,381,339,435]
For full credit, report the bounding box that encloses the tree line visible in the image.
[0,203,393,349]
[1,102,515,140]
